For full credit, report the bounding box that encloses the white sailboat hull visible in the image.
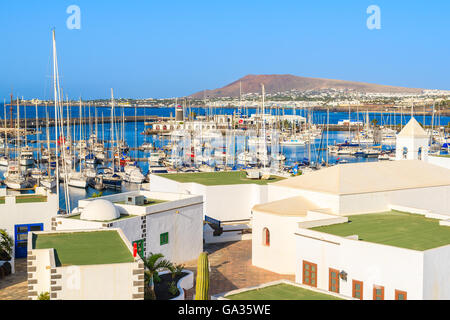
[40,178,57,189]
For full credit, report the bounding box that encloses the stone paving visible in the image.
[0,240,293,300]
[0,259,28,300]
[183,240,294,300]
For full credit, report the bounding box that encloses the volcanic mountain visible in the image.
[190,74,423,98]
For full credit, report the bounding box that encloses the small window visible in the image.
[16,226,28,233]
[17,234,28,241]
[262,228,270,246]
[352,280,363,300]
[395,290,407,300]
[329,268,340,293]
[132,239,145,258]
[302,261,317,287]
[29,225,42,232]
[160,232,169,246]
[373,285,384,300]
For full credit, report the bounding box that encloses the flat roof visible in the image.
[157,171,285,186]
[310,211,450,251]
[273,160,450,195]
[33,230,135,266]
[226,283,343,300]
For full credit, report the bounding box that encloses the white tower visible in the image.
[395,117,429,161]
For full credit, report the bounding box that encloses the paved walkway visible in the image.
[184,240,294,300]
[0,240,293,300]
[0,259,28,300]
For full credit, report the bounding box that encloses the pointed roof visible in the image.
[397,117,428,138]
[272,160,450,195]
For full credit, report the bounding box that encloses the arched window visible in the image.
[262,228,270,246]
[418,147,422,160]
[402,147,408,159]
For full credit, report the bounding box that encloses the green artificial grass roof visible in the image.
[226,283,343,300]
[311,210,450,251]
[0,195,48,204]
[33,230,134,266]
[157,171,285,186]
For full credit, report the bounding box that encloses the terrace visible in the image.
[32,230,135,266]
[225,283,344,300]
[157,171,285,186]
[311,210,450,251]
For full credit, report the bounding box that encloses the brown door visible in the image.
[329,268,340,293]
[302,261,317,287]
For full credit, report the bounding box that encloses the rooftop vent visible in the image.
[125,195,145,206]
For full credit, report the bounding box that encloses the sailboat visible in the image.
[4,163,29,189]
[97,89,122,190]
[68,99,88,189]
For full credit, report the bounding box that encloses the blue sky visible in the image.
[1,0,449,99]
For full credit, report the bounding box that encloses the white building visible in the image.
[149,173,270,223]
[395,117,429,161]
[250,118,450,299]
[27,228,144,300]
[53,190,203,264]
[0,188,59,259]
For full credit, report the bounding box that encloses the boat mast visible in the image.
[110,88,115,173]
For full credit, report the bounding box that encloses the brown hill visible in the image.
[190,74,423,98]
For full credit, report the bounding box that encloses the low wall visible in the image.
[150,174,269,222]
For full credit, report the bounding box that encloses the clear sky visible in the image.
[1,0,449,99]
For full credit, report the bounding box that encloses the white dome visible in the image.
[80,199,120,221]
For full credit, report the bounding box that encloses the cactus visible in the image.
[195,252,210,300]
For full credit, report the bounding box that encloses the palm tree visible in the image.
[143,253,173,300]
[0,229,13,260]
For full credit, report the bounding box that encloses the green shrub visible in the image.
[168,281,179,296]
[38,292,50,300]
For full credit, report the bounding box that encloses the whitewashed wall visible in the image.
[427,156,450,170]
[145,203,203,263]
[0,192,59,236]
[56,262,139,300]
[422,245,450,300]
[339,186,450,216]
[251,211,345,275]
[150,174,269,222]
[294,228,425,300]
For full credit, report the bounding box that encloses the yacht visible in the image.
[68,171,88,188]
[40,176,57,189]
[4,164,29,189]
[19,146,34,166]
[0,156,9,167]
[280,137,306,146]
